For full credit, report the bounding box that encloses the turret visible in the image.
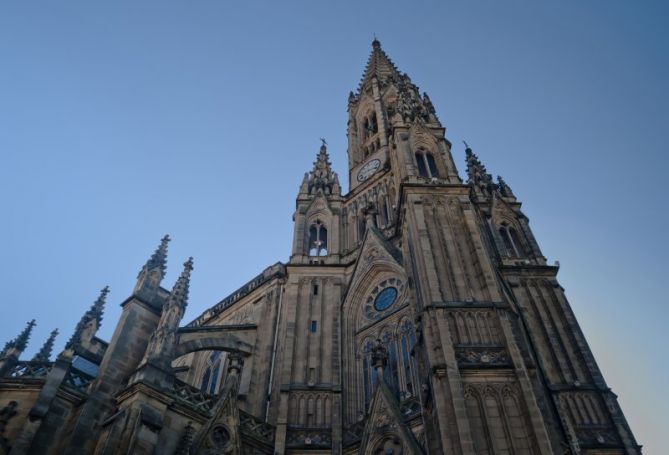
[348,39,460,194]
[0,319,36,359]
[465,142,496,197]
[131,257,194,388]
[291,141,343,264]
[32,329,58,362]
[0,319,36,375]
[134,234,170,302]
[64,286,108,354]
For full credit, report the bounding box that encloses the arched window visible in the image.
[399,319,420,400]
[415,149,439,178]
[201,351,222,395]
[361,339,377,410]
[381,331,400,399]
[498,223,524,257]
[509,227,525,256]
[358,217,367,239]
[308,220,328,256]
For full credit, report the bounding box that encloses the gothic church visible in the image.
[0,40,640,454]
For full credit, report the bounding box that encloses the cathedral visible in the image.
[0,40,640,455]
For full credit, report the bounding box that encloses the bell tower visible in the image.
[347,39,461,198]
[290,141,343,264]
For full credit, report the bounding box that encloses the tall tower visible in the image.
[343,40,638,455]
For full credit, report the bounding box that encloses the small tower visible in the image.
[32,329,59,362]
[347,39,460,198]
[64,286,109,354]
[0,320,36,375]
[0,319,36,359]
[134,234,170,302]
[291,141,343,264]
[465,142,495,197]
[131,257,194,388]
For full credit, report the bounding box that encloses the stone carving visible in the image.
[173,379,215,414]
[285,428,332,448]
[455,347,510,367]
[575,428,620,447]
[239,410,275,445]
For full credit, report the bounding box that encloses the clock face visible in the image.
[357,159,381,182]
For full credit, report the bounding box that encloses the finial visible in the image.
[319,137,327,149]
[168,257,194,309]
[463,140,471,151]
[65,287,109,350]
[32,329,58,362]
[14,319,36,352]
[139,235,171,279]
[90,286,109,325]
[2,319,37,356]
[497,175,515,198]
[372,34,381,49]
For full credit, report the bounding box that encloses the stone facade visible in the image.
[0,40,640,454]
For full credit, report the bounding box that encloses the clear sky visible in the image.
[1,1,666,452]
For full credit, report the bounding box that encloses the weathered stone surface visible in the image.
[0,40,640,455]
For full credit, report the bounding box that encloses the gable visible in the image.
[358,382,423,454]
[342,227,408,332]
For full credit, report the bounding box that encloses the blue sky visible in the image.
[0,1,666,451]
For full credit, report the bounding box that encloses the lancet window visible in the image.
[201,351,222,395]
[308,220,328,256]
[359,319,420,412]
[415,149,439,178]
[498,223,525,257]
[362,112,378,140]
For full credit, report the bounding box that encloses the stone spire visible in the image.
[497,175,516,199]
[139,258,194,368]
[134,235,170,299]
[139,234,170,278]
[166,257,194,312]
[304,141,341,196]
[32,329,58,362]
[65,286,109,351]
[1,320,36,358]
[464,142,494,194]
[358,38,401,92]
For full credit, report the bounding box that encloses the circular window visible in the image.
[209,425,230,449]
[374,287,398,311]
